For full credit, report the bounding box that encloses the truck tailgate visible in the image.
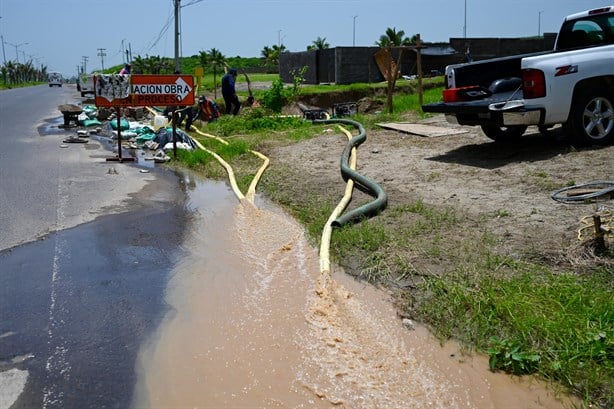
[422,90,521,114]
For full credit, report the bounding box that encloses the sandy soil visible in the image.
[267,113,613,274]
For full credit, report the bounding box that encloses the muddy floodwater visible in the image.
[133,173,574,409]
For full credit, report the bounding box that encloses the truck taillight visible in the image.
[522,69,546,99]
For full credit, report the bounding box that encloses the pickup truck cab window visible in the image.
[557,15,614,50]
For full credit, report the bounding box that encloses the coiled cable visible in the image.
[551,181,614,204]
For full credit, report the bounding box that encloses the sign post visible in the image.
[94,74,195,162]
[128,74,195,159]
[94,74,133,162]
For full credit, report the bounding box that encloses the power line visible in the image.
[182,0,205,7]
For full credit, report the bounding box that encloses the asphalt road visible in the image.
[0,84,188,408]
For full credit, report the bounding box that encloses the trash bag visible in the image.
[153,127,196,150]
[110,118,130,130]
[82,118,103,127]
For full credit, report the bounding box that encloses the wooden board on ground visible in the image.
[376,122,468,137]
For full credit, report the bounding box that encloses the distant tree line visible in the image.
[1,27,414,88]
[1,60,48,87]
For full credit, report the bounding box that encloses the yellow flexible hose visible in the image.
[143,106,269,203]
[145,107,361,293]
[187,126,270,203]
[245,150,270,202]
[317,125,357,294]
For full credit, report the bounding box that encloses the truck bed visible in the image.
[449,51,549,89]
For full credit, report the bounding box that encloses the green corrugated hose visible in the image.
[314,118,388,227]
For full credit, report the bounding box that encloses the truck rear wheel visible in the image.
[480,125,527,142]
[567,90,614,145]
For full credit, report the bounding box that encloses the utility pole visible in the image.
[174,0,180,73]
[97,48,106,72]
[1,35,6,65]
[8,42,28,63]
[463,0,467,38]
[353,15,358,46]
[82,55,89,74]
[538,11,544,36]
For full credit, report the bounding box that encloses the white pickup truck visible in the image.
[422,5,614,145]
[77,74,95,97]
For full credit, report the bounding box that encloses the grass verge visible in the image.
[172,85,613,408]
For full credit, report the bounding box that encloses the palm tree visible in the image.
[307,36,330,51]
[375,27,412,47]
[207,48,227,99]
[271,44,287,66]
[375,27,414,113]
[261,44,286,67]
[261,46,274,66]
[1,66,7,86]
[147,55,172,74]
[4,61,16,85]
[130,55,171,74]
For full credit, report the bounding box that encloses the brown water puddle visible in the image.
[133,177,576,408]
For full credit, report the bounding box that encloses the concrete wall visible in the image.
[279,35,558,85]
[450,34,557,60]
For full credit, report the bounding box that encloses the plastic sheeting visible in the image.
[153,127,196,150]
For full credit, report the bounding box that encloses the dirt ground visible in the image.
[266,112,613,274]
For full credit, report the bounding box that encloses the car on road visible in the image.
[48,71,63,87]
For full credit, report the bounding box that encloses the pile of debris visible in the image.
[58,104,197,163]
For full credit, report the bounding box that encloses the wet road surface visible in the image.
[0,171,188,408]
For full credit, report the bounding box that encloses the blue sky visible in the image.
[0,0,610,77]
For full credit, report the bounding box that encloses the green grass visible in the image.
[204,109,312,137]
[393,87,445,114]
[415,264,613,406]
[0,80,45,90]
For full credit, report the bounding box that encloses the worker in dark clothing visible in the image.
[221,68,240,115]
[163,105,196,131]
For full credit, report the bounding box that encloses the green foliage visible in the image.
[289,66,308,97]
[207,108,308,136]
[261,67,307,113]
[376,27,415,47]
[488,337,541,375]
[307,37,330,51]
[416,267,613,404]
[262,78,291,113]
[175,147,214,168]
[334,221,388,254]
[261,44,287,66]
[130,55,173,74]
[392,87,446,115]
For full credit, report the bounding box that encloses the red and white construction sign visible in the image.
[130,74,195,106]
[94,74,195,107]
